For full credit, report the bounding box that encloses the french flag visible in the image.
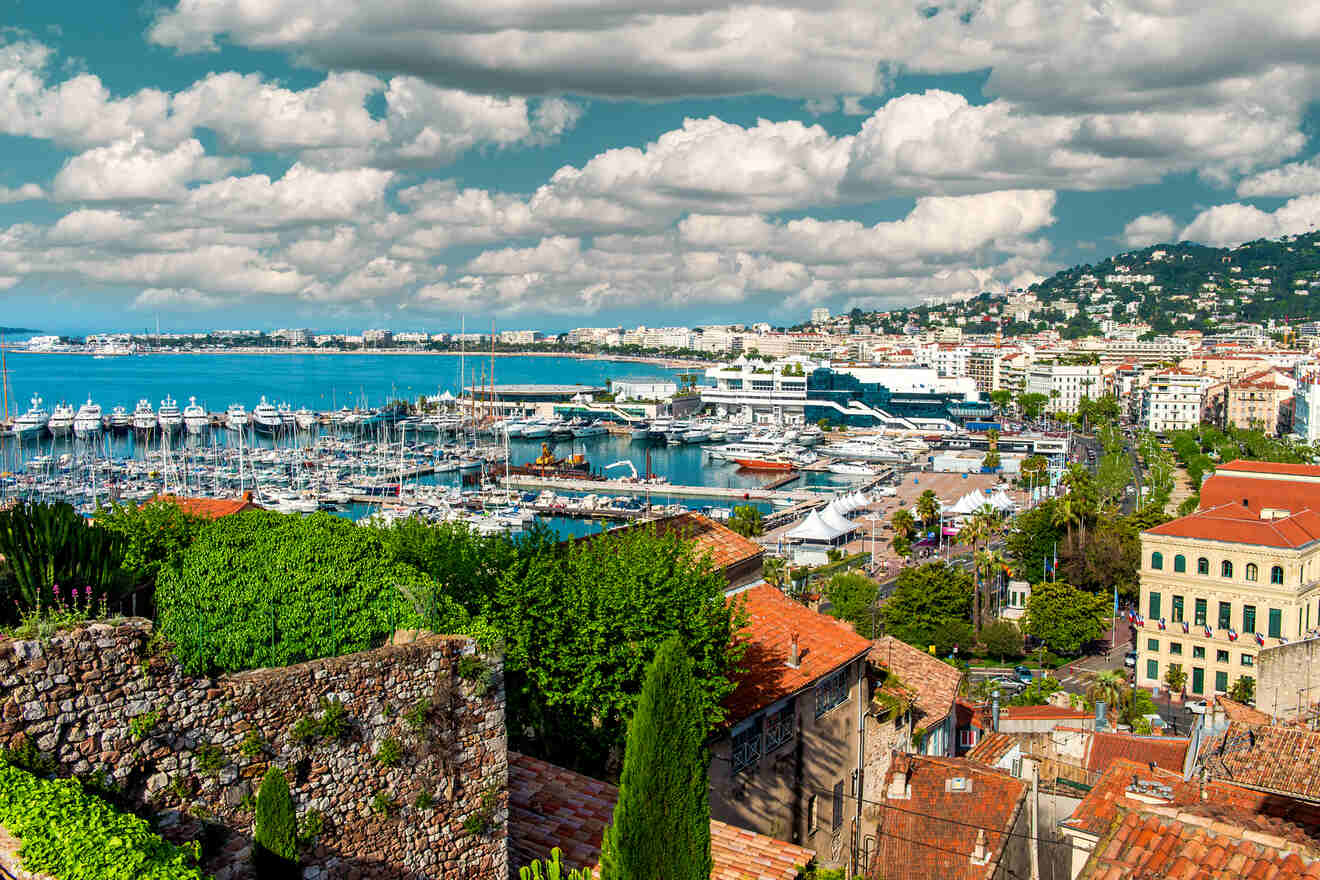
[1229,628,1239,642]
[1158,618,1166,631]
[1204,625,1213,638]
[1255,632,1265,647]
[1182,621,1189,634]
[1126,609,1135,623]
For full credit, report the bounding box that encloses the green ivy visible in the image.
[0,762,210,879]
[373,737,403,767]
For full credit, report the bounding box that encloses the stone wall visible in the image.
[0,620,508,880]
[1257,637,1320,721]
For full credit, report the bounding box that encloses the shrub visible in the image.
[130,709,162,741]
[413,791,434,810]
[371,791,398,816]
[254,768,298,876]
[291,716,318,744]
[1,736,56,776]
[195,744,226,774]
[463,788,498,835]
[0,501,126,615]
[93,499,208,589]
[239,730,265,758]
[318,698,349,741]
[296,810,324,848]
[155,511,471,674]
[374,737,403,767]
[403,698,431,732]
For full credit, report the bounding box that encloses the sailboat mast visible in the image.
[1,333,8,425]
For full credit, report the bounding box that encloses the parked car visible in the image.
[993,677,1026,695]
[1141,713,1168,730]
[1124,650,1138,668]
[1185,699,1208,715]
[1013,665,1034,684]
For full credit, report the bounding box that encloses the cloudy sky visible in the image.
[3,1,1320,333]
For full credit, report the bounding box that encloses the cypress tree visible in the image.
[253,767,298,876]
[599,638,712,880]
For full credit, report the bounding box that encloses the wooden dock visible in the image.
[497,474,817,504]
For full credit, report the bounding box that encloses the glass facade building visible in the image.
[803,368,993,428]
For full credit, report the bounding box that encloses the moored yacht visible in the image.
[158,396,183,435]
[225,403,249,432]
[252,396,282,435]
[109,405,132,433]
[828,460,878,476]
[47,402,75,437]
[73,398,102,438]
[132,399,157,435]
[571,420,609,438]
[294,407,317,432]
[629,421,651,440]
[13,395,50,438]
[183,397,209,435]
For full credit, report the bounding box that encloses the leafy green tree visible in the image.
[1059,517,1141,600]
[823,571,880,638]
[1086,669,1130,716]
[880,562,973,650]
[254,767,297,875]
[989,390,1013,412]
[1008,676,1062,707]
[376,518,519,617]
[156,511,471,674]
[1017,392,1049,420]
[1121,687,1158,728]
[489,525,742,774]
[1094,452,1134,512]
[0,501,126,616]
[979,620,1023,661]
[1005,500,1063,581]
[599,639,711,880]
[1164,663,1187,695]
[1023,581,1108,656]
[1229,675,1256,704]
[726,505,764,538]
[93,499,207,589]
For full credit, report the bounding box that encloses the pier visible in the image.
[496,474,819,504]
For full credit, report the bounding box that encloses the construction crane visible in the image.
[604,460,638,480]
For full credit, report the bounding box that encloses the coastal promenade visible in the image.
[497,473,819,504]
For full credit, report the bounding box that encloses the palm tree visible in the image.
[1050,494,1076,551]
[975,548,1009,627]
[1086,669,1130,716]
[762,556,788,589]
[891,507,916,540]
[916,489,939,531]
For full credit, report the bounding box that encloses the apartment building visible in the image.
[1138,371,1213,433]
[1294,368,1320,444]
[1137,461,1320,697]
[1222,369,1294,435]
[967,349,1007,394]
[1025,362,1103,414]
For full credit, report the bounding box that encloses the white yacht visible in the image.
[132,399,157,435]
[47,402,75,437]
[827,460,879,477]
[818,438,907,463]
[73,398,102,438]
[522,419,553,439]
[158,396,183,435]
[706,437,791,461]
[225,403,249,432]
[252,396,282,435]
[13,396,51,437]
[278,403,296,430]
[629,422,651,440]
[682,426,710,444]
[183,397,209,435]
[571,420,609,439]
[294,407,317,432]
[109,405,132,432]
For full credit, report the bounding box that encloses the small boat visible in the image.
[183,397,209,435]
[522,420,552,439]
[158,396,183,435]
[682,428,710,444]
[572,420,609,438]
[828,460,878,477]
[733,457,797,471]
[629,422,651,440]
[132,399,156,435]
[73,397,102,438]
[47,402,75,437]
[294,408,317,432]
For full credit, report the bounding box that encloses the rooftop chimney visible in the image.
[1095,699,1107,730]
[971,829,990,865]
[787,631,801,669]
[992,691,1000,733]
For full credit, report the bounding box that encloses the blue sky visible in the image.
[2,0,1320,334]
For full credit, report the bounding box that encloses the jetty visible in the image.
[496,474,819,504]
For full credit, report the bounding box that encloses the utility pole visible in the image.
[1030,764,1041,880]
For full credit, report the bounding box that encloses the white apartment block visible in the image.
[498,329,544,344]
[1293,368,1320,445]
[1139,372,1214,433]
[1025,363,1103,414]
[917,344,969,379]
[810,307,831,324]
[362,329,392,344]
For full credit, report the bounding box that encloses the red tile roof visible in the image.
[1200,722,1320,802]
[152,492,258,519]
[966,732,1016,767]
[508,751,815,880]
[1216,695,1272,726]
[1084,730,1191,776]
[1080,809,1320,880]
[723,585,872,723]
[581,513,763,584]
[1216,460,1320,478]
[1144,502,1320,548]
[869,755,1028,880]
[1200,473,1320,518]
[869,636,963,727]
[1063,758,1190,838]
[999,704,1093,721]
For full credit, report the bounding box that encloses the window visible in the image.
[1215,670,1229,693]
[808,795,818,834]
[1218,602,1232,631]
[1243,605,1257,634]
[1246,563,1258,582]
[1151,552,1164,570]
[1272,565,1285,585]
[1195,599,1208,626]
[764,700,795,754]
[1147,638,1160,652]
[1170,642,1183,655]
[1174,554,1186,573]
[1146,659,1158,680]
[1269,608,1282,639]
[1172,595,1184,623]
[815,669,848,717]
[1148,592,1161,620]
[1192,667,1205,694]
[832,780,845,832]
[959,729,977,749]
[1216,650,1229,665]
[1193,646,1205,659]
[1197,557,1209,575]
[1221,560,1234,578]
[731,721,762,774]
[1242,654,1255,667]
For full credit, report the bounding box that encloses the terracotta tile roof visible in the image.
[957,698,991,731]
[1216,695,1272,726]
[583,512,763,579]
[1216,460,1320,478]
[869,636,963,727]
[1063,758,1191,838]
[999,704,1093,722]
[869,754,1028,880]
[966,732,1016,767]
[1144,502,1320,548]
[1200,722,1320,803]
[723,584,872,723]
[1079,809,1320,880]
[508,751,815,880]
[1199,472,1320,518]
[152,492,258,519]
[1084,731,1191,776]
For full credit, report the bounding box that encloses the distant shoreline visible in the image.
[6,347,712,369]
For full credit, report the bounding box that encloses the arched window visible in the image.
[1197,557,1209,575]
[1246,563,1258,582]
[1151,552,1164,570]
[1221,560,1234,578]
[1272,565,1285,585]
[1174,555,1186,573]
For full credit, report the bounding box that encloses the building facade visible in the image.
[1025,363,1103,414]
[1138,371,1212,433]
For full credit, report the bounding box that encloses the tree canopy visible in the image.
[823,571,880,638]
[1023,580,1109,656]
[880,562,972,652]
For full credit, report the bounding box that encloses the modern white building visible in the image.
[1139,371,1214,433]
[1293,368,1320,445]
[1025,362,1104,414]
[810,307,830,325]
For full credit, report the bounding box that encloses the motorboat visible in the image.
[818,438,908,463]
[828,460,878,477]
[47,401,75,437]
[522,419,553,439]
[707,438,792,461]
[252,397,283,435]
[278,403,296,430]
[13,396,50,437]
[132,399,157,435]
[682,427,710,444]
[183,397,209,435]
[294,407,317,432]
[572,420,609,438]
[225,404,249,432]
[109,406,132,432]
[797,425,825,447]
[158,396,183,435]
[733,456,797,471]
[73,398,102,438]
[629,422,651,440]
